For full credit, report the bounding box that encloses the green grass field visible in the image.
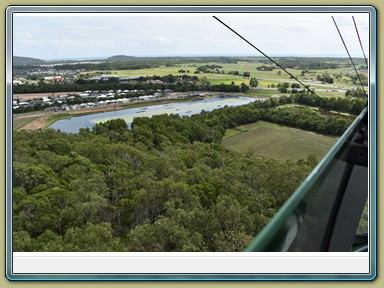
[314,91,346,98]
[222,121,339,161]
[244,90,279,98]
[84,60,365,99]
[103,61,362,83]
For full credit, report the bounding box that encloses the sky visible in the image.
[12,13,370,60]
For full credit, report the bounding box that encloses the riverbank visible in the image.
[13,92,241,131]
[50,96,256,134]
[14,104,127,131]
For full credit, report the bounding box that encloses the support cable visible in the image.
[352,16,368,67]
[213,16,322,99]
[331,16,366,95]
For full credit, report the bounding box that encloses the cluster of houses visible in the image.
[43,76,65,82]
[91,75,142,82]
[12,89,174,112]
[12,74,75,86]
[90,75,165,84]
[14,67,79,77]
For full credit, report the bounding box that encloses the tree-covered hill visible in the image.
[106,55,136,61]
[13,56,46,65]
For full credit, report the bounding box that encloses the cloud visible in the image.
[12,13,371,59]
[152,36,172,46]
[14,31,32,39]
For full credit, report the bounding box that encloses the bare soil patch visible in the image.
[21,116,50,131]
[13,92,82,100]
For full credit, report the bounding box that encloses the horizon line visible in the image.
[14,54,367,62]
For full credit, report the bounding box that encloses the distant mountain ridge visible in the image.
[13,55,137,65]
[13,56,46,65]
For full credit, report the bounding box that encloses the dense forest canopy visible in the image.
[12,75,248,95]
[12,95,365,252]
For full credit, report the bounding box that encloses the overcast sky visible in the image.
[13,13,370,60]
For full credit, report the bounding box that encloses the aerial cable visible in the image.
[212,16,323,99]
[352,16,368,67]
[331,16,366,95]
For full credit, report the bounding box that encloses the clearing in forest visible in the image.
[222,121,339,161]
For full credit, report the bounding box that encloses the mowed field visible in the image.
[222,121,339,161]
[90,61,364,92]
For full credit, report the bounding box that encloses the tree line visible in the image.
[13,56,239,73]
[282,92,367,115]
[13,75,250,95]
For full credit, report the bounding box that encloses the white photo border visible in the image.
[6,5,377,281]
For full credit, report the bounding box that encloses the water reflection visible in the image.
[50,96,256,133]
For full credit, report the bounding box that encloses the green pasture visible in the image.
[105,67,179,77]
[222,121,338,161]
[243,89,282,98]
[314,91,346,98]
[92,60,364,93]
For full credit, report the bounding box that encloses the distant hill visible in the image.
[13,56,46,65]
[106,55,136,61]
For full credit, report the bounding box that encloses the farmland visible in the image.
[83,60,366,91]
[222,121,339,161]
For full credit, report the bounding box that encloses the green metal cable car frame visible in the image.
[245,107,371,252]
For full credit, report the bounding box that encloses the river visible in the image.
[50,96,256,133]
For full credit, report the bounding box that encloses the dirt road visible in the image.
[13,92,82,100]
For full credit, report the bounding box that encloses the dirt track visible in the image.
[13,92,82,100]
[13,92,219,131]
[21,116,50,131]
[14,104,123,131]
